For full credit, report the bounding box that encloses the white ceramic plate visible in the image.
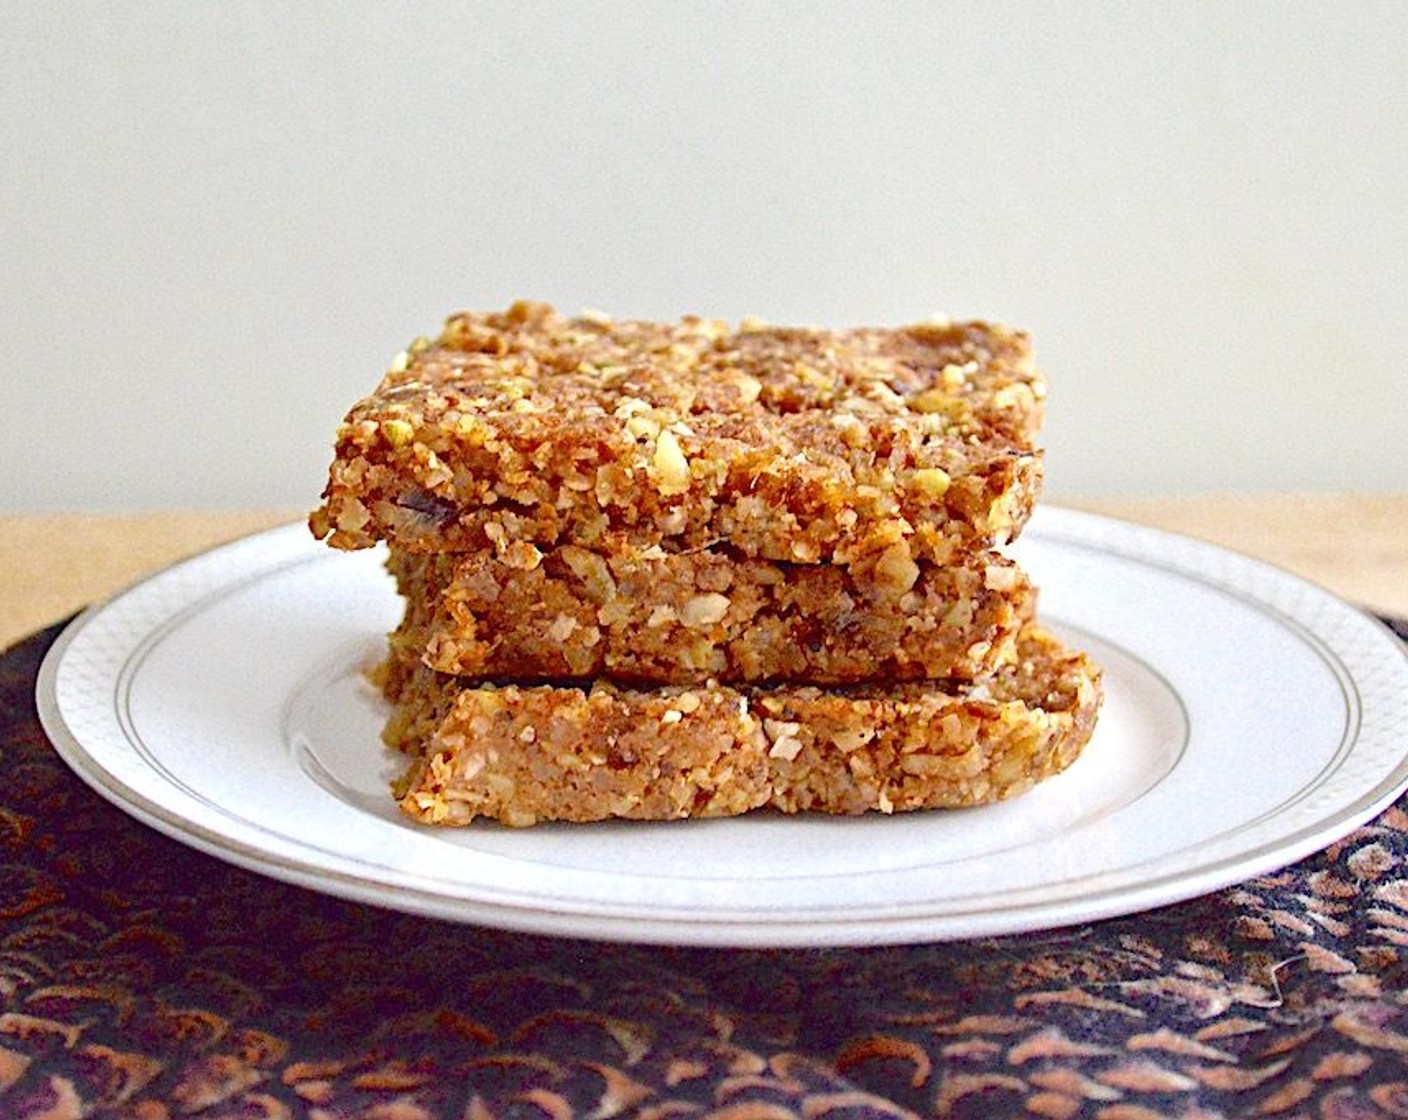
[36,507,1408,947]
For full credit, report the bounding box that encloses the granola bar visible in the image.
[310,301,1045,565]
[385,544,1037,685]
[381,627,1102,827]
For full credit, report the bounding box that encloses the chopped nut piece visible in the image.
[831,728,876,753]
[763,718,803,741]
[560,545,616,603]
[910,388,953,414]
[768,737,804,762]
[548,614,578,642]
[731,373,763,404]
[911,467,952,497]
[500,540,542,571]
[380,418,415,447]
[984,563,1022,591]
[873,543,921,598]
[680,592,730,628]
[652,429,691,494]
[993,383,1036,412]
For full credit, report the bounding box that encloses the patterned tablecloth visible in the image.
[4,618,1408,1120]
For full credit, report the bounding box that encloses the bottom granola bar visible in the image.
[380,627,1102,827]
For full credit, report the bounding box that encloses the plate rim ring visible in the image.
[33,508,1408,947]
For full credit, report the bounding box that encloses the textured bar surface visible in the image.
[380,627,1102,827]
[386,544,1038,685]
[311,301,1045,565]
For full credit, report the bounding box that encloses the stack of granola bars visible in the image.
[311,301,1102,826]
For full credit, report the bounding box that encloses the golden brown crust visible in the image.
[385,544,1038,686]
[310,301,1045,565]
[382,627,1102,827]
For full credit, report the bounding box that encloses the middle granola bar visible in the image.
[386,544,1037,685]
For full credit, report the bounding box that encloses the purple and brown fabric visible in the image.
[3,618,1408,1119]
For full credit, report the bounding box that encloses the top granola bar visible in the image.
[310,301,1046,565]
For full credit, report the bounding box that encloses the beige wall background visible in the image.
[3,2,1406,512]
